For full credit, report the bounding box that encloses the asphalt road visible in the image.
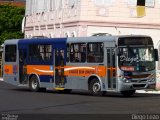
[0,81,160,119]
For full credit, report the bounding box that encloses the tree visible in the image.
[0,4,25,44]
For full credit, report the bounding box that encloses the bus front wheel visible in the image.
[89,78,105,96]
[121,90,135,97]
[29,75,40,92]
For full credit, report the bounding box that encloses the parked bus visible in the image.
[3,35,158,96]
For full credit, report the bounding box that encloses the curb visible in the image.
[0,78,3,81]
[136,90,160,94]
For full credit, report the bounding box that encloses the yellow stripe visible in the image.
[55,88,65,90]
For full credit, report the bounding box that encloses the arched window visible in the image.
[48,33,53,38]
[29,34,32,38]
[25,35,28,39]
[65,32,70,37]
[69,0,77,8]
[71,31,76,37]
[50,0,55,11]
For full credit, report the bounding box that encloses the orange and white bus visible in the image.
[3,35,158,96]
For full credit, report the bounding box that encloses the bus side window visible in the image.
[87,42,104,63]
[29,44,52,63]
[5,45,17,62]
[70,43,86,63]
[67,44,70,62]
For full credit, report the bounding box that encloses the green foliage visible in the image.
[0,4,25,44]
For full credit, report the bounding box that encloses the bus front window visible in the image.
[118,47,155,72]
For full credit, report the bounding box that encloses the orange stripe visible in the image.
[27,65,54,75]
[64,66,107,77]
[26,65,116,77]
[4,65,13,75]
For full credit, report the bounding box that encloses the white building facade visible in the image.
[24,0,160,46]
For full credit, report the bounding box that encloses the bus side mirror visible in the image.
[154,49,158,61]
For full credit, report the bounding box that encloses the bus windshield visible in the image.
[118,46,155,72]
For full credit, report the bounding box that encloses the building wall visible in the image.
[24,0,160,45]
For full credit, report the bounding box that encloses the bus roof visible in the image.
[4,39,19,45]
[3,35,151,45]
[3,38,66,45]
[67,36,117,43]
[17,38,67,49]
[66,35,151,43]
[18,38,67,44]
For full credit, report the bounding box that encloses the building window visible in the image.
[71,32,76,37]
[127,0,137,7]
[128,0,147,17]
[137,0,145,6]
[56,0,62,10]
[69,0,77,8]
[48,33,52,38]
[65,33,69,38]
[65,32,70,37]
[94,0,115,6]
[87,43,104,63]
[128,0,151,7]
[145,0,155,7]
[25,35,28,38]
[50,0,55,11]
[27,34,32,38]
[5,45,17,62]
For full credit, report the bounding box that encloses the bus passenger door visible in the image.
[3,44,19,85]
[54,49,66,88]
[19,49,27,84]
[106,48,117,90]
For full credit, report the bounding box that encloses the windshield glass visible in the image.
[119,46,155,72]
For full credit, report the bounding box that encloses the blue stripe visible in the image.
[39,75,54,83]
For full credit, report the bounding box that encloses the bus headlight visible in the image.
[148,77,155,82]
[148,74,155,82]
[120,76,131,83]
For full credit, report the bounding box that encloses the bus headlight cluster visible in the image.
[148,77,155,82]
[120,76,131,83]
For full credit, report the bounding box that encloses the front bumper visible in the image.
[118,81,156,92]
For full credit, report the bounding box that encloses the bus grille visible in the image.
[133,84,146,88]
[131,79,147,83]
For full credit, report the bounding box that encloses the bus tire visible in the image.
[121,90,135,97]
[29,75,40,92]
[89,78,105,96]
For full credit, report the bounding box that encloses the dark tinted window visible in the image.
[87,43,104,63]
[67,44,70,62]
[70,43,86,62]
[137,0,145,6]
[29,44,52,63]
[5,45,17,62]
[118,37,153,46]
